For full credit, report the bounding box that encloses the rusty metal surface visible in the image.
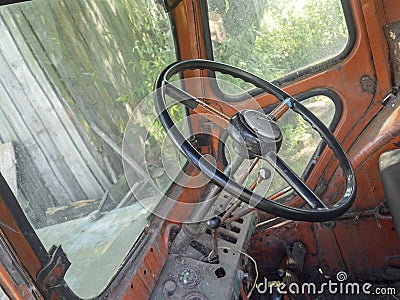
[384,21,400,86]
[320,97,400,276]
[360,74,377,94]
[360,0,392,96]
[250,221,319,278]
[251,95,400,281]
[35,246,79,300]
[384,0,400,24]
[0,230,43,300]
[104,218,169,300]
[327,96,400,211]
[0,174,47,280]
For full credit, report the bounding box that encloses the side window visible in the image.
[207,0,350,84]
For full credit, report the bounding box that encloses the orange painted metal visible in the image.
[106,219,170,300]
[325,99,400,211]
[190,100,230,128]
[252,98,400,278]
[0,197,43,280]
[0,263,42,300]
[268,102,290,121]
[1,0,400,298]
[0,230,44,300]
[361,0,391,96]
[254,103,400,276]
[383,0,400,24]
[173,0,207,60]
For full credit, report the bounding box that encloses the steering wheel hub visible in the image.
[229,109,282,158]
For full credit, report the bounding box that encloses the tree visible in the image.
[210,0,348,82]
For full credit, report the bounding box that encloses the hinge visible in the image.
[36,245,78,299]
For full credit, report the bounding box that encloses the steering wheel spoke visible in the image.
[163,80,230,128]
[264,152,328,210]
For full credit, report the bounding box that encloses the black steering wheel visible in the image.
[154,59,356,222]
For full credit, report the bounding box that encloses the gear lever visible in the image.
[207,216,222,263]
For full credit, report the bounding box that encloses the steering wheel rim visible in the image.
[154,59,356,222]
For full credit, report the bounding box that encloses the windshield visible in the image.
[207,0,350,87]
[0,0,179,298]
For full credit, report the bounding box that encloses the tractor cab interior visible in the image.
[0,0,400,299]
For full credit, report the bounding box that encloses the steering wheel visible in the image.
[154,59,356,222]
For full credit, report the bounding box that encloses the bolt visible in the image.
[238,270,249,280]
[163,280,176,296]
[277,268,286,278]
[47,276,57,287]
[259,168,272,181]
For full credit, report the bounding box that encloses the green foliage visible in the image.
[116,0,174,106]
[206,0,347,194]
[256,0,348,74]
[265,96,335,195]
[210,0,348,82]
[115,0,185,145]
[281,117,308,155]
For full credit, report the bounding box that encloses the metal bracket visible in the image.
[285,241,306,275]
[37,245,71,294]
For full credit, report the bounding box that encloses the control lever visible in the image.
[206,216,222,264]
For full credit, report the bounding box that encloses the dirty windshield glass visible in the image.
[0,0,180,298]
[208,0,349,86]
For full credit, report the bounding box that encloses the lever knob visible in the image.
[206,216,222,229]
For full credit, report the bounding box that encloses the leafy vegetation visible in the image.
[116,0,174,106]
[209,0,348,81]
